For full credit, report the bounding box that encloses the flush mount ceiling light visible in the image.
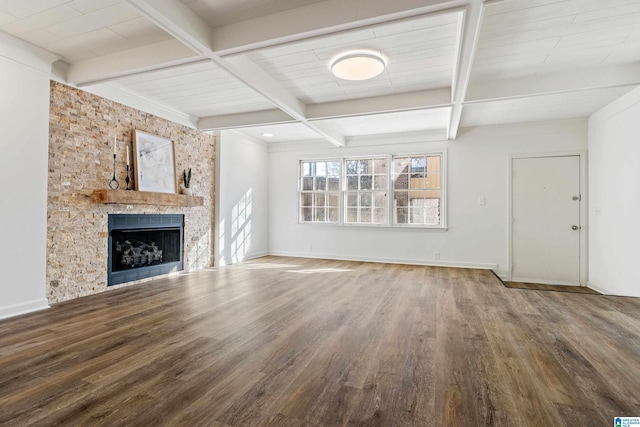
[330,52,386,81]
[262,132,274,138]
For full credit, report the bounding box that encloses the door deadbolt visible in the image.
[572,225,580,230]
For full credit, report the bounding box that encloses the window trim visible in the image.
[297,150,447,229]
[298,158,341,224]
[391,152,447,228]
[343,155,389,225]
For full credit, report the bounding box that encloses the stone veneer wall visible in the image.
[47,81,215,304]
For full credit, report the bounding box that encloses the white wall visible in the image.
[588,86,640,297]
[215,130,269,265]
[268,120,587,277]
[0,38,56,319]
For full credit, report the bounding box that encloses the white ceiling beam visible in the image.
[222,55,307,119]
[126,0,215,55]
[198,110,295,130]
[466,64,640,102]
[126,0,345,147]
[447,0,484,140]
[84,82,199,128]
[66,40,204,87]
[0,30,61,72]
[211,0,467,55]
[307,88,452,120]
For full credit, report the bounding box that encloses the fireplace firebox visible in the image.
[108,214,184,286]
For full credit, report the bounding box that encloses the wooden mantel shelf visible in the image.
[92,189,204,207]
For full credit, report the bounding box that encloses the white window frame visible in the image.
[343,155,389,226]
[298,159,341,224]
[297,150,447,230]
[391,152,447,228]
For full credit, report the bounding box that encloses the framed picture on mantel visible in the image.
[132,129,177,194]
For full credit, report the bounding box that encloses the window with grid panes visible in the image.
[299,160,340,223]
[392,154,442,226]
[344,158,387,224]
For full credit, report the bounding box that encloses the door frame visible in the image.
[507,151,588,285]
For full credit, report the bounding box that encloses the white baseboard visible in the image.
[243,251,269,261]
[511,276,580,287]
[587,281,610,295]
[268,251,497,271]
[493,271,509,281]
[0,299,49,320]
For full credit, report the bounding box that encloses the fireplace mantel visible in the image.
[92,190,204,207]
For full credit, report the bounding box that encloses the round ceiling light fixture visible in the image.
[330,52,386,81]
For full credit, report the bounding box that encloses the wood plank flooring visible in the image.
[1,256,639,426]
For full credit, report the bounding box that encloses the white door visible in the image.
[511,156,581,285]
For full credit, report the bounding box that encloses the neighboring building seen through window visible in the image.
[393,155,441,226]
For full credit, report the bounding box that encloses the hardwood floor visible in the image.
[1,257,639,426]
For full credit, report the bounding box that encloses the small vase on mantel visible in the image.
[181,167,192,195]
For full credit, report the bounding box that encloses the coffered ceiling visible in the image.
[1,0,639,146]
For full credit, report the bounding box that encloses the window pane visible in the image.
[360,193,372,207]
[374,175,387,190]
[303,177,313,191]
[302,207,313,222]
[374,158,387,174]
[395,207,408,224]
[424,173,440,189]
[395,191,409,206]
[374,192,386,207]
[346,208,357,223]
[394,157,410,175]
[347,192,358,207]
[358,159,371,174]
[347,176,358,190]
[360,175,372,190]
[327,208,338,222]
[411,157,426,176]
[315,177,326,190]
[393,172,409,190]
[360,208,371,223]
[302,162,312,177]
[327,161,340,177]
[327,193,339,207]
[301,193,313,207]
[315,207,325,222]
[374,208,386,223]
[316,162,326,177]
[327,177,340,191]
[346,160,358,175]
[314,193,325,207]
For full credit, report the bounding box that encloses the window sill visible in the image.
[295,222,448,232]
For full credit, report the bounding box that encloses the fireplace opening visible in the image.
[112,228,181,271]
[108,214,184,286]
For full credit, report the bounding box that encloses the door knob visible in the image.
[572,225,580,230]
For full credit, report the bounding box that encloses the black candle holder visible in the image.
[109,153,119,190]
[125,164,132,190]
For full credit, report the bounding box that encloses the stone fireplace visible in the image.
[108,214,184,286]
[47,81,215,304]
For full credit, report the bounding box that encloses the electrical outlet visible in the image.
[434,252,440,260]
[478,197,486,206]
